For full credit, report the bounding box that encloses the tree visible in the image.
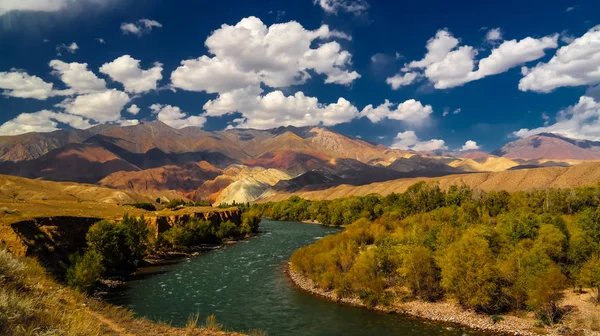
[66,249,104,292]
[399,245,441,301]
[527,267,566,324]
[578,256,600,304]
[439,230,499,311]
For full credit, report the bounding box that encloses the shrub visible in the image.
[125,203,156,211]
[217,220,239,239]
[66,250,104,292]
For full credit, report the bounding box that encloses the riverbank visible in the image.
[287,263,599,336]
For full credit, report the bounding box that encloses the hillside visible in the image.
[259,162,600,202]
[99,162,221,193]
[492,133,600,160]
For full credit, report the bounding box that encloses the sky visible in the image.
[0,0,599,152]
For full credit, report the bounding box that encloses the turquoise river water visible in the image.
[108,219,485,335]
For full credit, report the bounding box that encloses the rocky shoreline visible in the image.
[286,263,594,336]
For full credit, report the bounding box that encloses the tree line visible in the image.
[252,182,600,324]
[67,210,261,292]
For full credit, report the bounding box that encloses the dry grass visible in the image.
[0,249,104,335]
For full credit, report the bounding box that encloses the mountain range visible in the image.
[1,122,600,205]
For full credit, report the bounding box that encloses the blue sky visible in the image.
[0,0,599,152]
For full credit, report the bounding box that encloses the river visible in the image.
[108,219,484,335]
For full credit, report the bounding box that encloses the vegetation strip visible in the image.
[253,182,600,335]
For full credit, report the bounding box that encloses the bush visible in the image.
[85,215,150,271]
[125,203,156,211]
[66,250,104,292]
[217,220,239,239]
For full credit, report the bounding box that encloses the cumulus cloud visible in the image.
[519,26,600,93]
[460,140,480,151]
[0,70,55,99]
[100,55,163,94]
[56,42,79,55]
[0,110,91,136]
[120,19,162,36]
[360,99,433,126]
[49,60,106,94]
[203,87,359,129]
[512,95,600,140]
[390,130,447,151]
[56,89,130,122]
[150,104,206,129]
[396,29,558,89]
[313,0,369,15]
[386,72,418,90]
[485,28,503,42]
[126,104,140,115]
[171,16,359,92]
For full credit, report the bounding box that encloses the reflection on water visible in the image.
[108,220,484,336]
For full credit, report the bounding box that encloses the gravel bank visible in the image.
[287,263,599,336]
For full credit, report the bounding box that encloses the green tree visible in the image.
[439,230,499,311]
[578,256,600,304]
[399,245,441,301]
[66,249,104,292]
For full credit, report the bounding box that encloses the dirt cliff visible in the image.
[2,208,242,277]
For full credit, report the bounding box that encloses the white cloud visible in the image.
[0,110,91,136]
[120,19,162,36]
[56,42,78,55]
[313,0,369,15]
[203,87,359,129]
[57,89,130,122]
[0,0,114,16]
[97,38,105,44]
[390,130,447,151]
[485,28,503,42]
[99,55,163,94]
[126,104,140,115]
[409,29,460,69]
[460,140,480,151]
[386,72,418,89]
[361,99,433,126]
[404,29,558,89]
[117,119,139,126]
[49,60,106,94]
[299,42,360,85]
[171,56,260,94]
[150,104,206,129]
[0,70,55,99]
[473,35,558,80]
[442,107,461,117]
[171,16,359,93]
[566,6,577,12]
[513,95,600,140]
[519,26,600,93]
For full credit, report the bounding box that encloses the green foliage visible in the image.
[281,181,600,321]
[439,230,500,311]
[85,214,150,271]
[578,256,600,304]
[65,249,104,292]
[124,203,157,211]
